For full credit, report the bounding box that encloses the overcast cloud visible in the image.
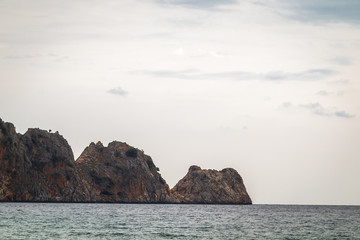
[0,0,359,205]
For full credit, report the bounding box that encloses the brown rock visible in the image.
[170,165,252,204]
[0,118,90,202]
[0,118,252,204]
[76,141,171,203]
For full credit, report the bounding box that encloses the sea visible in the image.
[0,203,359,239]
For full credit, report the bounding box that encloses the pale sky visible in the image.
[1,0,360,205]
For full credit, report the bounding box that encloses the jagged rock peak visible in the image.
[0,120,90,202]
[189,165,202,172]
[76,140,170,203]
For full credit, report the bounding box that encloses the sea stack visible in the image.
[170,165,252,204]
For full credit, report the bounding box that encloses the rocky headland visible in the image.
[0,118,251,204]
[0,120,89,202]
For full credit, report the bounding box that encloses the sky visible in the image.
[1,0,360,205]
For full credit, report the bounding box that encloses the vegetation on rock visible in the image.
[125,148,138,158]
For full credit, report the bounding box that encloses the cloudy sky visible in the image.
[1,0,360,205]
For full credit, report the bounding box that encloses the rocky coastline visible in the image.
[0,118,252,204]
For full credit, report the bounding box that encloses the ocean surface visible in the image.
[0,203,359,239]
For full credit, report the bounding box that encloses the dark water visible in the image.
[0,203,359,239]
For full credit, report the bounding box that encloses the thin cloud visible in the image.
[107,87,128,96]
[316,90,345,96]
[135,68,336,81]
[317,90,331,96]
[278,0,360,24]
[331,57,352,66]
[3,53,69,62]
[327,79,349,85]
[282,102,293,108]
[3,54,42,59]
[264,69,336,81]
[336,91,345,96]
[155,0,237,9]
[301,103,332,117]
[335,111,355,118]
[136,69,259,80]
[53,56,70,62]
[300,102,355,118]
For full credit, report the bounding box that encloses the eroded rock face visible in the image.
[0,118,90,202]
[0,118,252,204]
[76,141,170,203]
[170,165,252,204]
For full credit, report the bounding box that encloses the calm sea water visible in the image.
[0,203,359,239]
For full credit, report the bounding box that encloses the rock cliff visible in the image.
[170,165,252,204]
[0,118,90,202]
[76,141,170,203]
[0,118,252,204]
